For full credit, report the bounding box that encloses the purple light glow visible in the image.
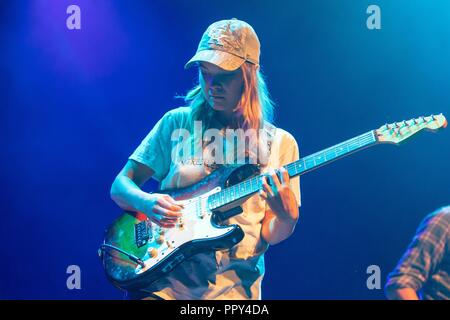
[28,0,129,80]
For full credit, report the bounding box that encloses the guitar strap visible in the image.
[262,121,277,156]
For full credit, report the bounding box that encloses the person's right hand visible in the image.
[142,193,183,228]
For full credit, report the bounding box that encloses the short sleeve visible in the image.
[278,132,301,207]
[128,111,176,182]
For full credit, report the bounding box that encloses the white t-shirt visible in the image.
[129,106,301,299]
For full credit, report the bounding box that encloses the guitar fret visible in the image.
[324,150,334,161]
[305,157,315,170]
[315,154,324,165]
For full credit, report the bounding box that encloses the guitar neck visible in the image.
[208,130,378,211]
[285,130,377,177]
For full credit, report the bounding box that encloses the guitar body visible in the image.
[100,164,260,291]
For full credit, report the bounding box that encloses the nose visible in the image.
[209,77,223,94]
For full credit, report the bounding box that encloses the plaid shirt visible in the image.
[385,206,450,300]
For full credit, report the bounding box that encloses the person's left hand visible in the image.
[259,167,299,222]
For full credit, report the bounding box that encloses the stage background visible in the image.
[0,0,449,299]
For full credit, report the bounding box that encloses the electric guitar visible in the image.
[99,114,447,291]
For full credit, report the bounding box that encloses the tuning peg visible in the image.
[156,235,165,244]
[420,116,425,123]
[431,114,436,120]
[148,247,158,258]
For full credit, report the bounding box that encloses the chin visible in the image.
[208,101,227,111]
[211,104,227,111]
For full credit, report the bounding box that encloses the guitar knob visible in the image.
[156,235,165,244]
[148,247,158,258]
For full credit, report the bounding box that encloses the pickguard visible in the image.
[135,186,233,274]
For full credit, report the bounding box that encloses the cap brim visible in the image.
[184,50,245,71]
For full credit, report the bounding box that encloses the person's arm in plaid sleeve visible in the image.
[385,207,449,300]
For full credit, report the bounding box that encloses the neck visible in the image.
[212,107,243,129]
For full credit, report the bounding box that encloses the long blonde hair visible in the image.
[182,62,275,132]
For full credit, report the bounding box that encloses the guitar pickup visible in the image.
[135,220,152,248]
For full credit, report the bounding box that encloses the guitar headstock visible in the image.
[375,114,447,144]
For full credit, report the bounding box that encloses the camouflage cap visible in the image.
[185,18,260,71]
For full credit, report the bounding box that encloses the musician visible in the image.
[385,205,450,300]
[110,18,301,300]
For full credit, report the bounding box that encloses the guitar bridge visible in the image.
[135,220,152,248]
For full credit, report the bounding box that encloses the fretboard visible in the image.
[208,130,377,210]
